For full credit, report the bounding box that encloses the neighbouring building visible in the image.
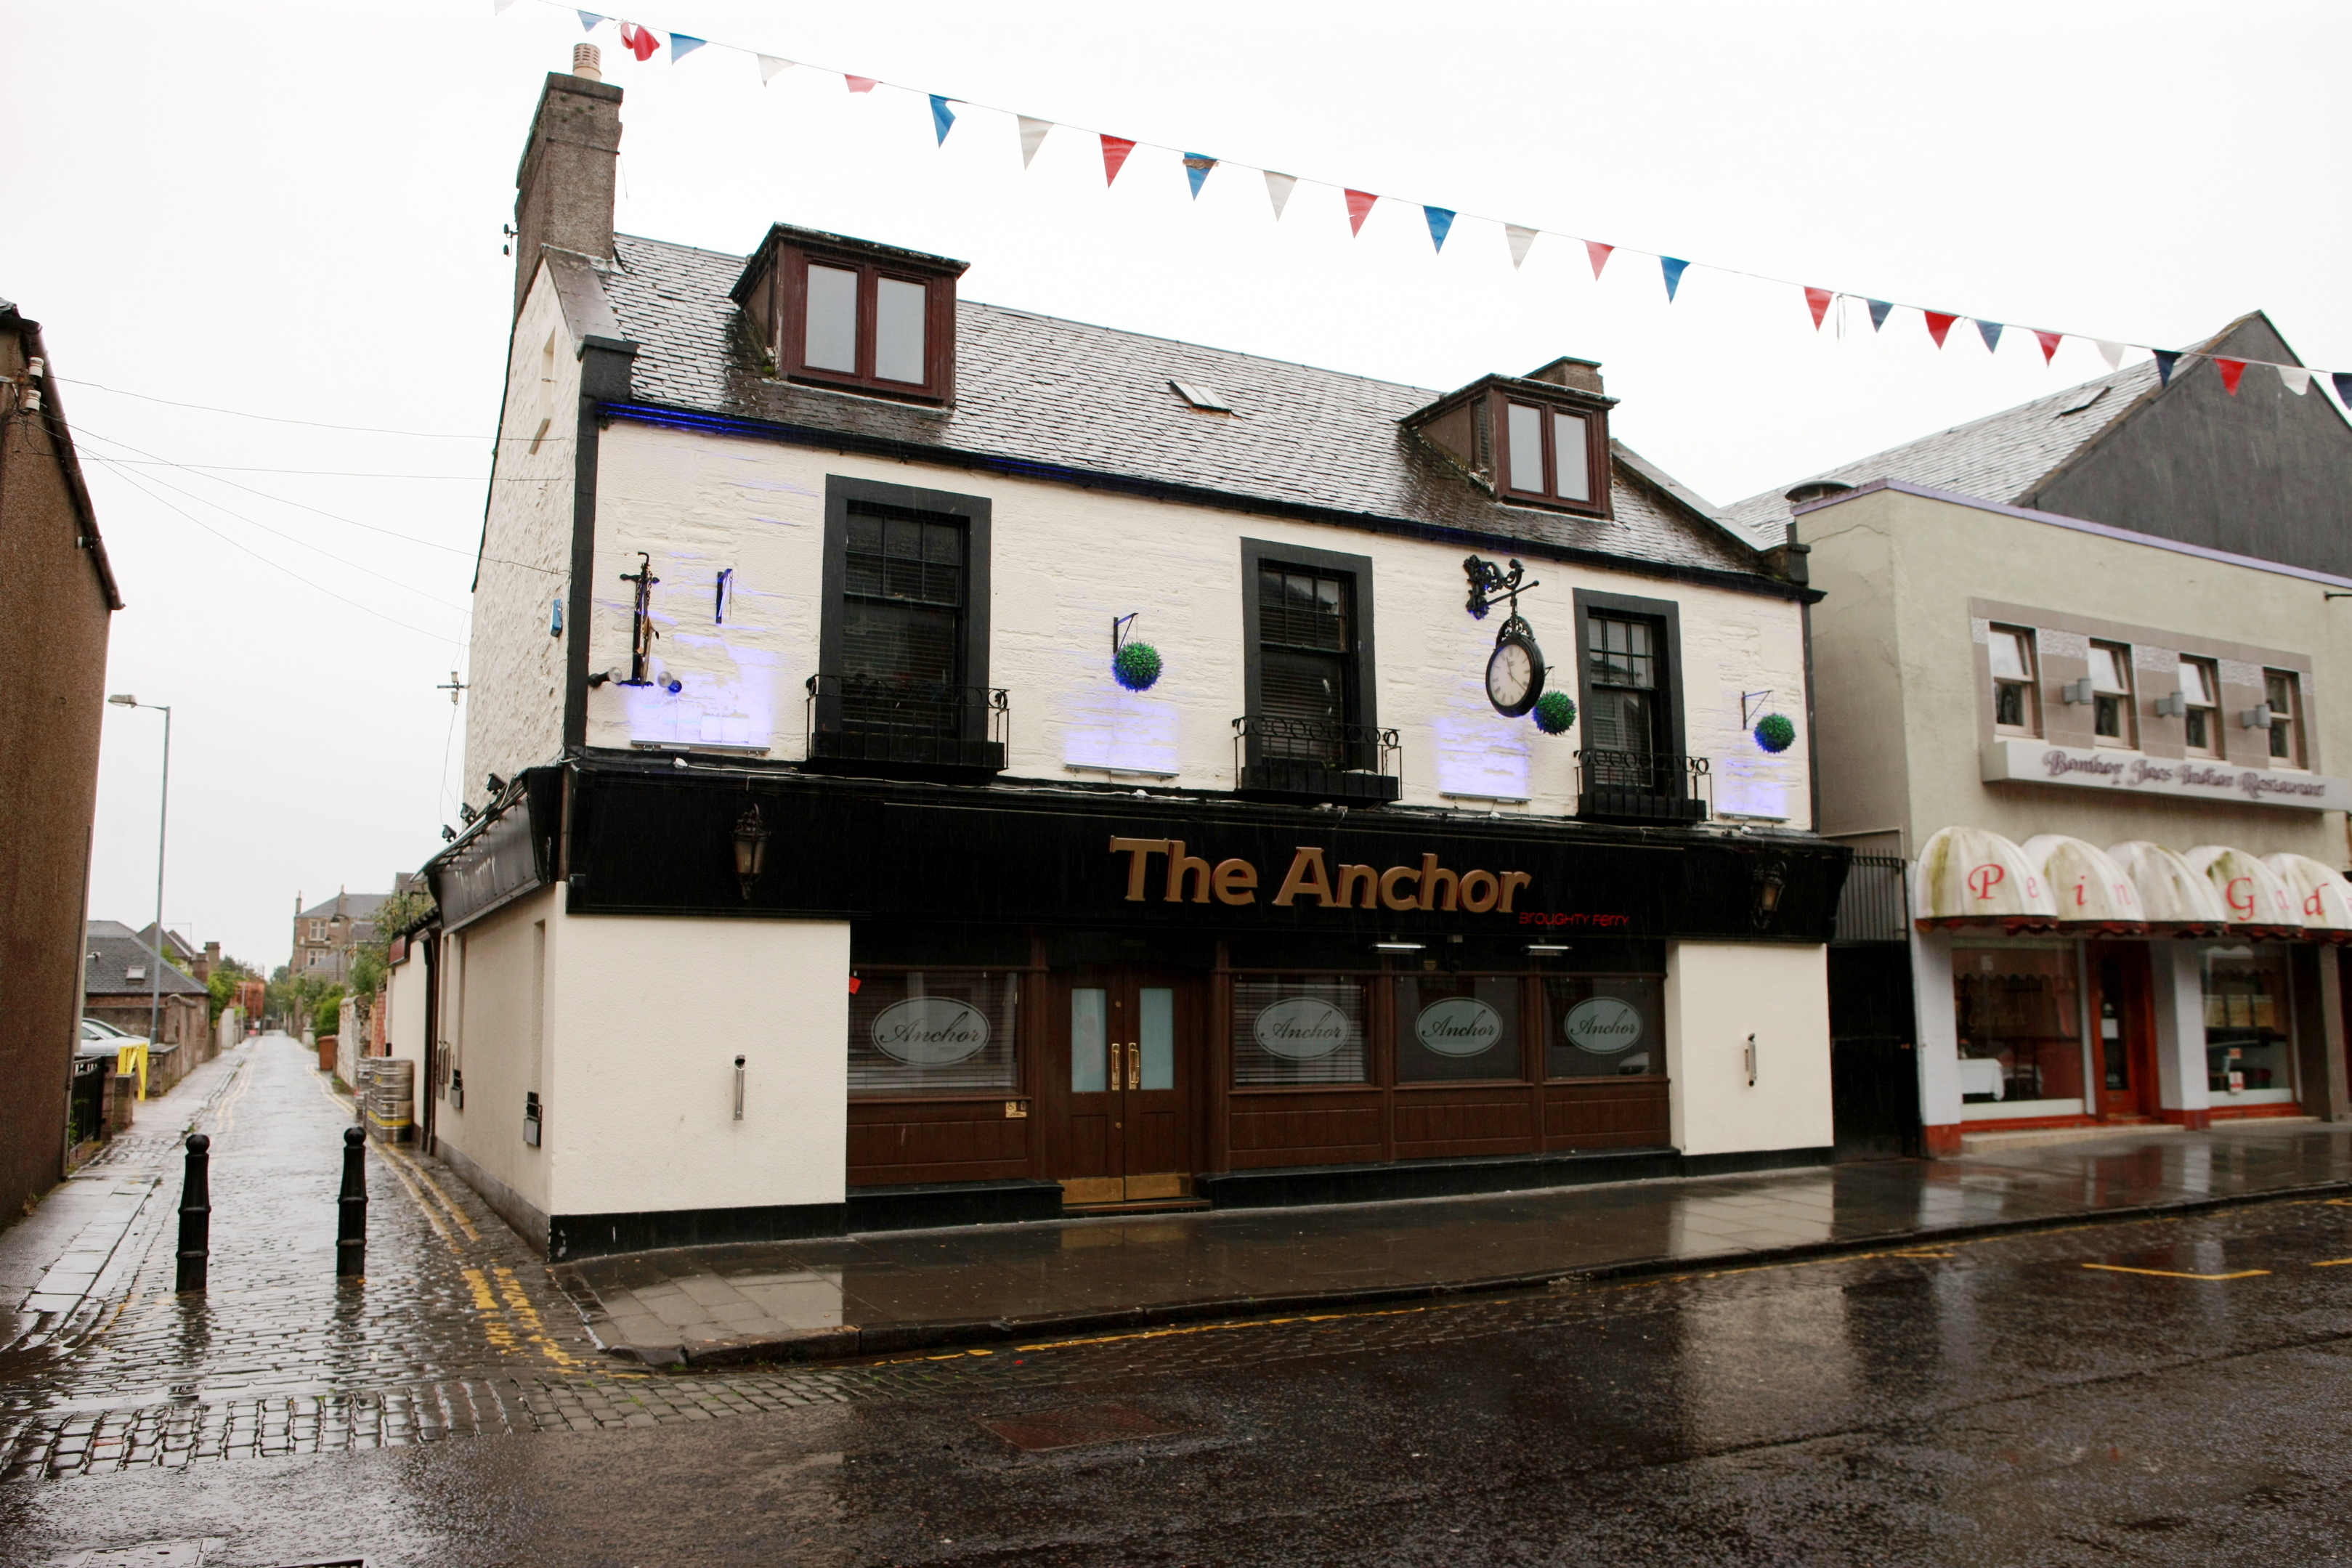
[415,51,1845,1260]
[0,301,121,1224]
[83,920,209,1094]
[289,887,395,984]
[1729,320,2352,1156]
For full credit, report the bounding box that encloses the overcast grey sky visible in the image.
[12,1,2348,971]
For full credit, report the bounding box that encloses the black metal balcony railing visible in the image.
[805,674,1009,773]
[1233,715,1402,804]
[1574,749,1711,824]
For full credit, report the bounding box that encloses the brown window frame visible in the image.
[2179,656,2221,756]
[2088,640,2136,749]
[1987,624,2040,737]
[1491,391,1610,517]
[776,248,956,402]
[2264,669,2306,768]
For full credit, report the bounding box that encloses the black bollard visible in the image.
[175,1133,211,1293]
[335,1125,367,1278]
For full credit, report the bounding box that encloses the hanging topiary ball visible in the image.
[1532,691,1576,735]
[1753,712,1796,753]
[1113,640,1163,692]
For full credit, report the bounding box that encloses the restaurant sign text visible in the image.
[1981,739,2352,812]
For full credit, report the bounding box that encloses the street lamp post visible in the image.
[107,694,171,1051]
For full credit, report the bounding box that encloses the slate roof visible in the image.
[591,235,1769,580]
[299,892,388,922]
[84,926,204,997]
[1722,361,2162,545]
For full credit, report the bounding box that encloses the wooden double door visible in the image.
[1049,967,1201,1206]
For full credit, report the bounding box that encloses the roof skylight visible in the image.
[1169,379,1233,413]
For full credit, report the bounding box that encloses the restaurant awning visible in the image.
[2021,835,2144,927]
[1915,826,2058,926]
[2263,853,2352,933]
[2108,840,2228,927]
[2183,846,2300,933]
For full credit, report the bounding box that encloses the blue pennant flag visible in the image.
[1182,153,1217,200]
[1660,256,1690,301]
[577,9,604,28]
[2332,372,2352,407]
[670,32,705,60]
[1976,320,2003,353]
[930,94,957,145]
[1866,299,1893,332]
[2153,349,2181,387]
[1423,206,1456,253]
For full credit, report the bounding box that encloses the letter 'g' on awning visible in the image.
[2185,845,2300,930]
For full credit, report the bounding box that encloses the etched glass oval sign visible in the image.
[1414,996,1505,1057]
[869,996,991,1066]
[1252,996,1350,1060]
[1562,996,1642,1055]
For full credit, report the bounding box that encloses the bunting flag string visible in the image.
[529,1,2351,406]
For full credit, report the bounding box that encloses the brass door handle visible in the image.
[1127,1042,1140,1090]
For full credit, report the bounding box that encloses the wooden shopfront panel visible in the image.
[845,963,1039,1186]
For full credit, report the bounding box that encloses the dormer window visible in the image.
[1501,400,1597,506]
[732,224,968,405]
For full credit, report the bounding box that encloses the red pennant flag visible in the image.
[1804,288,1832,330]
[1344,190,1377,236]
[2032,330,2063,365]
[1100,134,1136,186]
[1923,312,1958,349]
[1585,240,1613,279]
[2216,357,2247,395]
[843,74,878,92]
[619,22,659,60]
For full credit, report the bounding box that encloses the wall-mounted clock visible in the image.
[1486,619,1546,718]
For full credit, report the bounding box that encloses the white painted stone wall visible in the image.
[545,913,850,1230]
[463,261,580,800]
[434,885,556,1223]
[1662,941,1834,1155]
[559,418,1812,825]
[385,946,429,1079]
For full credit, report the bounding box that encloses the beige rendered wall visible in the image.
[545,912,849,1226]
[1812,486,2348,862]
[384,946,428,1077]
[1663,941,1834,1156]
[463,260,579,800]
[1799,495,1910,850]
[577,421,1814,825]
[433,885,556,1230]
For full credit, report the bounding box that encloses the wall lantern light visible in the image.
[731,802,771,900]
[2153,690,2187,718]
[2242,704,2276,730]
[2061,677,2096,705]
[1751,858,1788,930]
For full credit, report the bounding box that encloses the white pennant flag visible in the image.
[2279,364,2312,395]
[757,54,792,84]
[1018,116,1052,168]
[494,0,519,12]
[1264,170,1297,220]
[1504,224,1538,270]
[2096,340,2125,371]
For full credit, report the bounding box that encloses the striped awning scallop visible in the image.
[2263,853,2352,933]
[1915,826,2057,925]
[2107,841,2229,927]
[2021,835,2144,927]
[2183,845,2300,931]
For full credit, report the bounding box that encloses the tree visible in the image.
[348,886,437,999]
[206,954,259,1023]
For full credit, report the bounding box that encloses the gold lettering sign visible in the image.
[1114,837,1528,914]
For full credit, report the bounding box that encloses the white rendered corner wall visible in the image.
[432,886,559,1226]
[384,948,429,1078]
[543,912,849,1227]
[1663,941,1833,1156]
[463,261,580,800]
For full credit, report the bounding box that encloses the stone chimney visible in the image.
[199,941,220,983]
[511,50,623,318]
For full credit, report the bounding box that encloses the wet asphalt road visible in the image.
[7,1195,2350,1566]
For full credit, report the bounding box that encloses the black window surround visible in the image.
[1238,537,1397,804]
[811,475,1002,773]
[1573,588,1703,824]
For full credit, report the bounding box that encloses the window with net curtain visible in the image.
[1232,977,1368,1086]
[1952,943,2084,1106]
[847,971,1020,1094]
[1257,566,1353,763]
[1585,614,1661,755]
[841,500,965,732]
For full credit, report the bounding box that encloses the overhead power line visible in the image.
[56,375,573,444]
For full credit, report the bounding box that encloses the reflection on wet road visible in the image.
[6,1195,2348,1565]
